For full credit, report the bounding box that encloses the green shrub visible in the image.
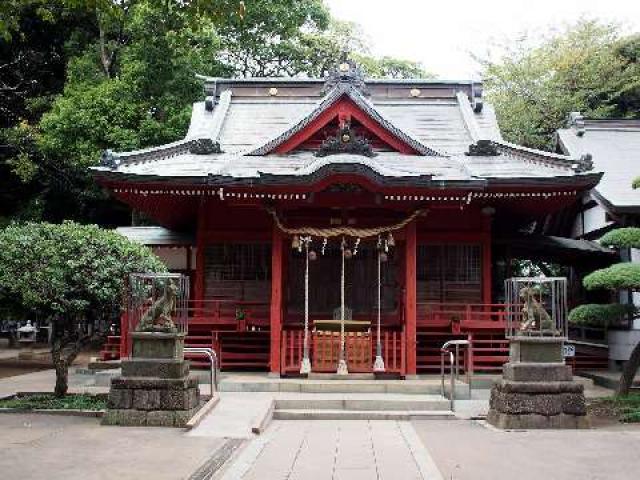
[568,303,636,326]
[583,263,640,291]
[600,228,640,249]
[0,393,106,411]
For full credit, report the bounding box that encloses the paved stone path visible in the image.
[219,420,443,480]
[414,419,640,480]
[0,413,224,480]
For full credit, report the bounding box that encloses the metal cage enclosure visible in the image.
[127,273,189,352]
[505,277,568,340]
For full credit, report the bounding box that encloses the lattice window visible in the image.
[204,244,272,302]
[205,244,271,281]
[417,244,482,303]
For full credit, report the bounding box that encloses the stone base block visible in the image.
[102,405,200,427]
[510,337,564,363]
[130,332,185,360]
[121,358,190,379]
[503,363,572,382]
[111,375,198,391]
[488,379,588,429]
[490,385,586,416]
[487,410,590,429]
[107,377,199,411]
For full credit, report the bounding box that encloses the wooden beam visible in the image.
[270,224,284,375]
[404,220,417,376]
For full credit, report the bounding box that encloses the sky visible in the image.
[324,0,640,79]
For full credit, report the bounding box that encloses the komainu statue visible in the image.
[136,280,178,333]
[519,287,554,332]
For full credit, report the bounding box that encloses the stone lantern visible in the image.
[488,277,589,429]
[17,320,37,360]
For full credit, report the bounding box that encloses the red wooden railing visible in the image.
[280,328,405,375]
[188,299,271,330]
[281,329,304,374]
[378,329,405,374]
[417,302,508,331]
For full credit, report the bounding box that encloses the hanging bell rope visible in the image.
[266,208,424,238]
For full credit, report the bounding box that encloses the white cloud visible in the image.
[325,0,640,79]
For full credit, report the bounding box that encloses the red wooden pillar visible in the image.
[404,220,417,376]
[194,199,207,307]
[270,225,284,375]
[481,211,493,304]
[119,310,129,358]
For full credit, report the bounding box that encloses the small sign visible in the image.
[563,344,576,358]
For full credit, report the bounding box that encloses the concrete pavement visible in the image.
[218,420,443,480]
[0,413,226,480]
[414,419,640,480]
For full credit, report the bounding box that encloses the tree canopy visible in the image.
[568,303,636,327]
[0,0,427,226]
[600,228,640,249]
[482,21,640,149]
[0,221,166,318]
[583,262,640,291]
[0,221,166,395]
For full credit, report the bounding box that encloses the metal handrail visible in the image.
[184,347,219,394]
[440,339,471,411]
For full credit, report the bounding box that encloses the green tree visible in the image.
[0,221,166,396]
[569,227,640,395]
[482,20,640,149]
[2,0,430,226]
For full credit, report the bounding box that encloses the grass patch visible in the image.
[0,393,106,411]
[589,394,640,423]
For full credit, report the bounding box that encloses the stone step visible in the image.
[219,377,471,397]
[273,408,455,421]
[274,396,450,411]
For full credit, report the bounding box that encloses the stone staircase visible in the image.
[272,393,453,420]
[216,375,461,421]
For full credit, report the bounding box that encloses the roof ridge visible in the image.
[196,74,480,86]
[455,91,482,142]
[493,140,594,173]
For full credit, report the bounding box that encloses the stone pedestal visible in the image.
[487,337,589,429]
[102,332,200,427]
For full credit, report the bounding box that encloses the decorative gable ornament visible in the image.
[189,138,222,155]
[573,153,594,172]
[567,111,585,137]
[101,149,121,169]
[465,140,500,157]
[316,124,376,158]
[322,52,369,96]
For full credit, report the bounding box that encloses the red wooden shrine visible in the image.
[93,58,604,376]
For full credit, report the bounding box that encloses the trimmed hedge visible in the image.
[583,263,640,291]
[568,303,636,327]
[600,228,640,249]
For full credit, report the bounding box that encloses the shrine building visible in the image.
[92,58,605,377]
